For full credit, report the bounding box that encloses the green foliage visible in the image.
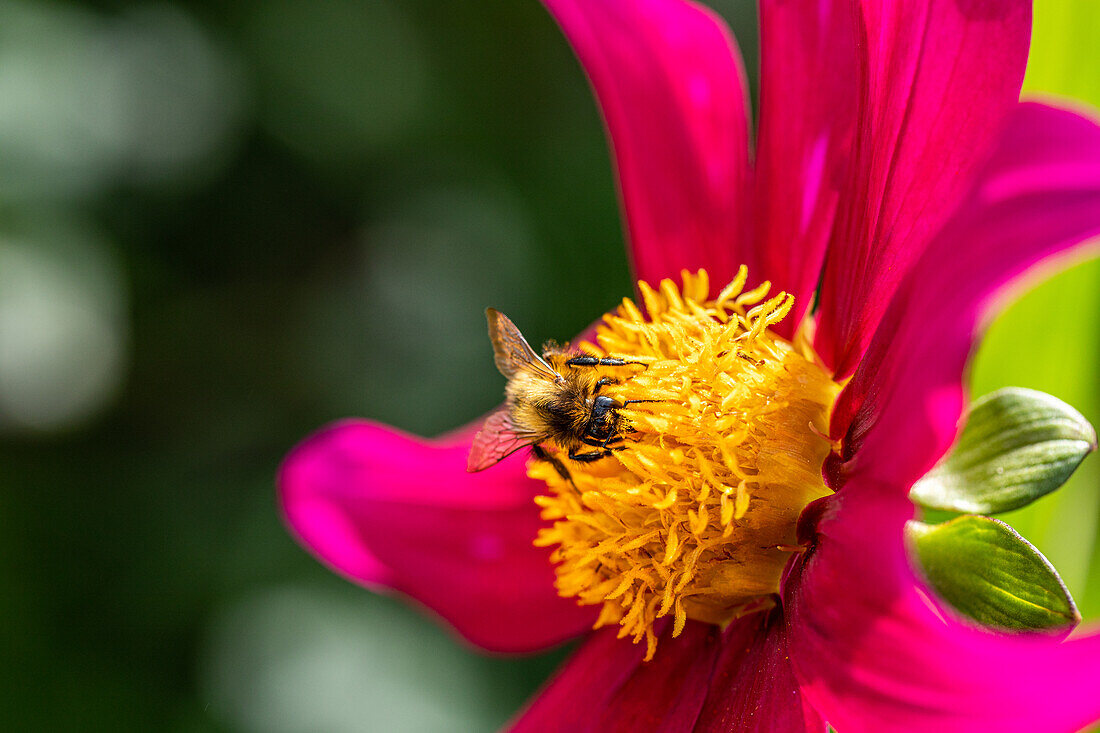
[911,388,1096,514]
[909,516,1080,631]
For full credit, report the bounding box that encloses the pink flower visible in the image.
[278,0,1100,730]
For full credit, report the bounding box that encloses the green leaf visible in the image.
[908,516,1080,632]
[910,387,1096,514]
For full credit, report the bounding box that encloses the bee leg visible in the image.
[568,449,607,463]
[580,433,626,451]
[593,377,619,394]
[532,445,577,486]
[568,446,622,463]
[566,355,648,369]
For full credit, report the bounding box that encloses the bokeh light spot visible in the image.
[0,220,127,431]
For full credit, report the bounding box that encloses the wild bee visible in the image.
[466,308,654,473]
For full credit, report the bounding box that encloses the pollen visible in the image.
[531,268,839,660]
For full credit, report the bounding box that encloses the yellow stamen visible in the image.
[530,269,839,660]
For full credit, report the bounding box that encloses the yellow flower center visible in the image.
[531,268,839,659]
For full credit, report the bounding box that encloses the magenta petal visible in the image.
[693,611,825,733]
[815,0,1031,375]
[832,102,1100,489]
[278,419,596,652]
[510,621,721,733]
[793,101,1100,732]
[541,0,752,291]
[750,0,860,338]
[787,484,1100,733]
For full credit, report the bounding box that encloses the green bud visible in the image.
[910,387,1095,514]
[908,516,1079,632]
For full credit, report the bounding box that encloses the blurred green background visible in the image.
[0,0,1095,730]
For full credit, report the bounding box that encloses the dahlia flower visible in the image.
[278,0,1100,730]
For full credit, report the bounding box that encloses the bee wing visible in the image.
[486,308,563,383]
[467,407,539,472]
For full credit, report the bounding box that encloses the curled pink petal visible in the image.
[510,620,721,733]
[833,101,1100,490]
[815,0,1031,375]
[787,485,1100,733]
[751,0,861,338]
[541,0,751,291]
[694,611,825,733]
[278,419,596,652]
[791,101,1100,732]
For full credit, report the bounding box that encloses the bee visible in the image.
[467,308,654,473]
